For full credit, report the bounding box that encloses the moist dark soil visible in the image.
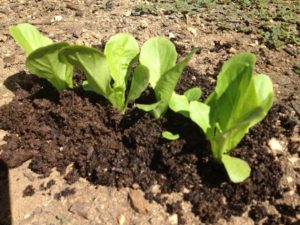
[23,185,35,197]
[53,187,76,201]
[0,67,297,224]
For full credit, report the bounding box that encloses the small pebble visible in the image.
[129,190,152,214]
[69,201,91,219]
[286,176,293,183]
[167,214,178,225]
[54,15,62,22]
[169,32,176,40]
[268,138,284,154]
[187,27,197,37]
[132,183,140,189]
[23,172,35,182]
[228,47,237,54]
[288,157,299,164]
[117,215,126,225]
[140,20,148,29]
[150,184,160,194]
[124,10,131,17]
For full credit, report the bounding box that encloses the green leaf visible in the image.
[9,23,53,55]
[140,37,177,87]
[184,87,202,102]
[110,86,126,110]
[206,53,256,130]
[221,155,251,183]
[162,131,180,140]
[104,33,139,87]
[126,65,149,106]
[26,42,73,91]
[82,80,93,92]
[169,92,190,117]
[59,45,113,100]
[205,53,274,159]
[136,101,161,112]
[293,65,300,75]
[189,101,211,133]
[152,49,197,118]
[252,74,273,111]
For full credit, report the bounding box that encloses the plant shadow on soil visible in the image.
[0,159,11,225]
[0,67,297,224]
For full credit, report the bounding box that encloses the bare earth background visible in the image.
[0,0,299,225]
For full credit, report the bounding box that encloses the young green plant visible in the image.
[136,37,197,118]
[59,33,149,112]
[170,53,274,183]
[9,23,73,91]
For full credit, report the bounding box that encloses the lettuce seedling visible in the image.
[136,37,196,118]
[9,23,73,91]
[59,33,149,111]
[171,53,274,183]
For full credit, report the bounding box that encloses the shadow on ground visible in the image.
[0,159,11,225]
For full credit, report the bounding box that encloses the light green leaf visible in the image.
[184,87,202,102]
[152,49,197,118]
[26,42,73,91]
[59,45,112,99]
[221,155,251,183]
[252,74,274,115]
[10,23,53,55]
[189,101,211,133]
[82,80,93,92]
[110,86,126,110]
[104,33,139,88]
[136,101,161,112]
[208,53,256,101]
[140,37,177,87]
[293,65,300,75]
[205,53,274,158]
[206,53,256,130]
[169,93,190,117]
[126,64,149,105]
[162,131,180,140]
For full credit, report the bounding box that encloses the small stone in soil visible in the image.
[23,172,35,182]
[117,215,126,225]
[129,189,152,214]
[69,201,91,219]
[167,214,178,225]
[268,137,284,154]
[23,185,35,197]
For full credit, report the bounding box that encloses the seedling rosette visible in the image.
[170,53,274,183]
[10,23,149,112]
[59,33,149,112]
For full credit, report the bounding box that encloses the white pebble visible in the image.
[168,214,178,225]
[54,15,62,22]
[268,138,284,153]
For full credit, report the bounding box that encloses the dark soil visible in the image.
[53,187,76,201]
[23,185,35,197]
[0,67,297,224]
[39,179,56,191]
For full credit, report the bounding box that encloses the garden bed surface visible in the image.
[0,1,299,224]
